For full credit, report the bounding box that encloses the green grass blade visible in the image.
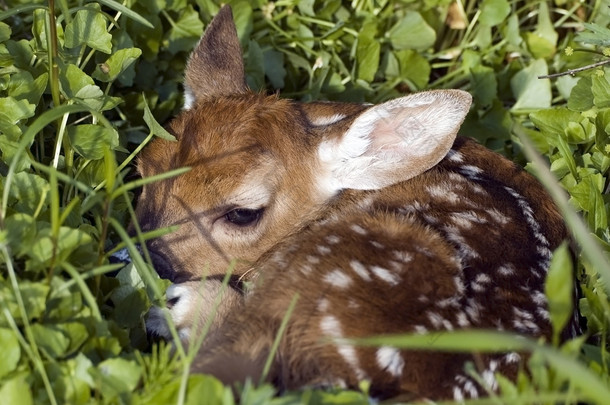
[0,4,45,20]
[94,0,154,28]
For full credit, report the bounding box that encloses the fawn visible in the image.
[135,5,577,401]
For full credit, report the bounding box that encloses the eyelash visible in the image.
[224,208,264,227]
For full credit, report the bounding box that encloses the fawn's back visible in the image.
[137,6,575,401]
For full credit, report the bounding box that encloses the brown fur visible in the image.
[137,6,574,401]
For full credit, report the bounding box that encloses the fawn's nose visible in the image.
[109,245,177,281]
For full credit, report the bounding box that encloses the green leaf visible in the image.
[246,40,264,91]
[568,76,594,111]
[356,33,380,82]
[524,2,557,59]
[469,65,497,107]
[545,242,573,341]
[263,49,286,89]
[591,75,610,109]
[59,64,96,99]
[388,11,435,51]
[0,376,32,405]
[29,227,93,266]
[90,357,142,397]
[165,5,204,54]
[93,48,142,82]
[394,50,430,90]
[8,71,48,105]
[32,324,71,358]
[143,97,176,141]
[511,59,551,111]
[479,0,510,27]
[0,97,36,140]
[67,124,119,160]
[4,213,36,256]
[297,0,316,17]
[576,22,610,46]
[64,8,112,54]
[530,108,582,142]
[6,172,48,215]
[0,328,20,378]
[0,22,11,43]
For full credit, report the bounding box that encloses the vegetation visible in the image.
[1,0,609,403]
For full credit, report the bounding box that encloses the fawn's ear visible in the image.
[318,90,472,192]
[184,5,247,108]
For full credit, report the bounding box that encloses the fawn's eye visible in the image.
[224,208,264,227]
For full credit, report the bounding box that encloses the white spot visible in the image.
[448,172,467,182]
[350,260,371,281]
[437,296,460,308]
[414,325,428,334]
[459,165,483,180]
[469,183,487,195]
[447,149,464,162]
[487,208,510,225]
[310,113,346,126]
[376,347,404,378]
[427,311,452,330]
[497,264,516,276]
[453,386,465,402]
[426,184,461,204]
[504,352,521,364]
[451,211,488,228]
[475,273,491,284]
[320,315,342,338]
[532,291,547,306]
[465,298,482,322]
[392,250,413,263]
[307,255,320,264]
[456,311,470,327]
[319,315,367,380]
[183,87,195,110]
[463,380,479,398]
[325,235,341,244]
[350,224,368,235]
[317,245,332,255]
[323,269,352,289]
[454,276,466,295]
[370,240,385,249]
[371,266,400,286]
[300,264,313,275]
[317,298,330,312]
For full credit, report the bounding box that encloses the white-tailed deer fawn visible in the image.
[136,6,577,401]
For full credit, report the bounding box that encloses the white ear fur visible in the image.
[317,90,472,192]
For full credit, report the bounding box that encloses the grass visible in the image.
[0,0,609,403]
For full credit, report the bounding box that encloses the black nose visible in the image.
[108,245,176,281]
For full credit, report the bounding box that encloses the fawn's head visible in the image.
[135,6,473,282]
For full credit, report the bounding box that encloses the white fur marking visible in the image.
[324,269,353,289]
[310,113,346,126]
[371,266,400,286]
[376,347,404,377]
[350,260,371,281]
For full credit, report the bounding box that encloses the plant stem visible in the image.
[47,0,60,109]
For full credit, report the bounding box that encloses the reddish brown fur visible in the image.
[137,6,574,401]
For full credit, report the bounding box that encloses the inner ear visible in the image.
[184,5,248,106]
